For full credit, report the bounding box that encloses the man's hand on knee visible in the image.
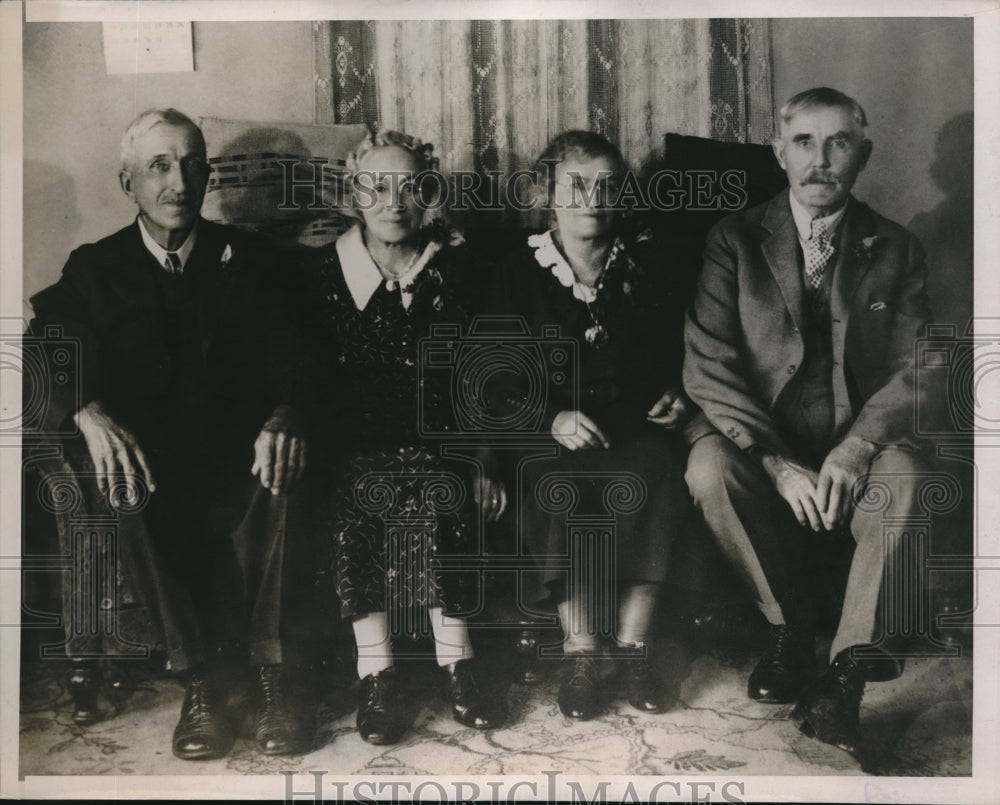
[760,453,823,531]
[815,436,879,530]
[251,404,307,495]
[73,400,157,500]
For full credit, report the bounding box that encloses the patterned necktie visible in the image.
[164,252,182,276]
[804,217,835,289]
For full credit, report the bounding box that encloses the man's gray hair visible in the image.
[776,87,868,136]
[120,108,206,170]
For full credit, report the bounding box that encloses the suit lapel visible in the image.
[760,194,805,333]
[186,219,236,361]
[107,222,163,308]
[830,197,877,330]
[828,197,877,436]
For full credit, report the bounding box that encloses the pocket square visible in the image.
[870,301,887,311]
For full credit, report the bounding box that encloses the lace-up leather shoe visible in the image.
[792,649,866,757]
[172,672,234,760]
[254,664,310,755]
[618,645,671,714]
[748,624,815,703]
[443,659,503,729]
[357,668,401,745]
[558,654,602,720]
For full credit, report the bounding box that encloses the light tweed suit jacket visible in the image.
[683,191,932,457]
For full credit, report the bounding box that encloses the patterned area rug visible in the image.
[19,641,972,780]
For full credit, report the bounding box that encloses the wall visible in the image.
[24,18,974,329]
[22,21,315,308]
[771,17,974,329]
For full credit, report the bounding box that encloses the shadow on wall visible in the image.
[907,112,974,333]
[206,127,318,246]
[203,126,357,250]
[906,113,975,598]
[23,160,83,311]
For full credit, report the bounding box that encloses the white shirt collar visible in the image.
[788,189,847,243]
[137,216,198,270]
[335,223,439,311]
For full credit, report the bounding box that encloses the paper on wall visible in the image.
[102,21,194,75]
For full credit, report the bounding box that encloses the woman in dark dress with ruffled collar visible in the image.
[487,131,694,721]
[310,130,505,744]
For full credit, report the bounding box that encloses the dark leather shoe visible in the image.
[791,649,865,757]
[443,659,502,729]
[357,668,400,745]
[558,654,602,720]
[254,665,310,755]
[618,645,670,714]
[172,672,234,760]
[748,624,815,703]
[858,652,905,682]
[66,660,103,726]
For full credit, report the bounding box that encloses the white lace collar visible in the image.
[335,223,441,310]
[528,229,616,304]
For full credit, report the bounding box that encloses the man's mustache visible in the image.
[803,173,838,185]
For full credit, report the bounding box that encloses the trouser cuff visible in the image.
[248,638,282,667]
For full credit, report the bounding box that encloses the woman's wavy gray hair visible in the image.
[345,129,436,177]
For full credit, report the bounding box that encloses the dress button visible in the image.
[787,364,796,374]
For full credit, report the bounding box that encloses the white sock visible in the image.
[352,611,393,679]
[615,583,660,647]
[557,596,600,654]
[429,607,475,667]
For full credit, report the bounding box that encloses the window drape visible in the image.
[314,19,773,225]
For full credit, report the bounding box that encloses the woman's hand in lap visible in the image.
[647,389,690,430]
[551,410,610,451]
[475,474,508,522]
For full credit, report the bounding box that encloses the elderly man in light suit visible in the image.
[683,87,932,757]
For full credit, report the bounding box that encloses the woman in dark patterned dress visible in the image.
[487,131,694,721]
[310,131,505,744]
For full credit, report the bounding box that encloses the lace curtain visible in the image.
[314,19,772,219]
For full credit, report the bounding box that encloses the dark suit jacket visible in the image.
[28,218,311,460]
[683,192,931,457]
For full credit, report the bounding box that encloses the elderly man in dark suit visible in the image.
[683,87,932,757]
[28,108,312,759]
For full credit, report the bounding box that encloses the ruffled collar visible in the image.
[528,229,627,304]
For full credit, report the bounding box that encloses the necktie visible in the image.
[164,252,182,276]
[804,217,835,289]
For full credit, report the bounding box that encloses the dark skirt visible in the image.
[518,425,689,609]
[330,443,477,623]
